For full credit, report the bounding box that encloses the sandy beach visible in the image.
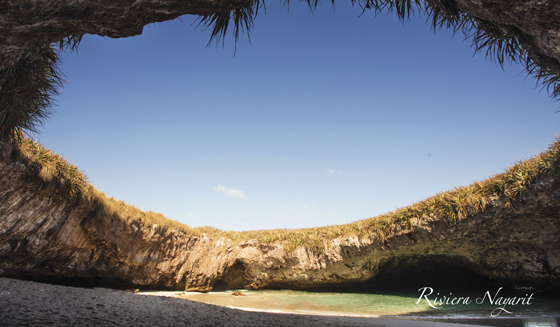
[0,277,548,327]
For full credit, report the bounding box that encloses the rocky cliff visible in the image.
[1,0,560,293]
[1,142,559,292]
[451,0,560,68]
[0,0,251,62]
[1,0,559,73]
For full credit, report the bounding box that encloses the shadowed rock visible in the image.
[0,0,559,71]
[1,146,559,292]
[1,0,560,293]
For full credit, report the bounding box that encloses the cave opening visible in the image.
[212,279,229,291]
[255,256,501,293]
[212,260,252,291]
[362,256,500,294]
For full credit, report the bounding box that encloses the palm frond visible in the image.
[195,0,560,101]
[0,45,63,141]
[424,1,560,100]
[59,35,84,52]
[196,0,261,50]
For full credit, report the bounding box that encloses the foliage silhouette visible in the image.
[0,45,63,142]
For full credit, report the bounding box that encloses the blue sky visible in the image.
[36,1,559,231]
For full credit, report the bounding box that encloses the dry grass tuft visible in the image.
[9,136,560,252]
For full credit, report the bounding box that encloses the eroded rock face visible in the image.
[1,0,560,293]
[0,0,559,71]
[1,147,559,291]
[452,0,560,65]
[0,0,251,62]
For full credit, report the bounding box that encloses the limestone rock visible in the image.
[452,0,560,65]
[0,0,559,75]
[0,0,251,62]
[1,148,559,291]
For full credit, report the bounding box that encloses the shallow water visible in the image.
[179,288,560,321]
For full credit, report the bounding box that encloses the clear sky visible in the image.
[36,1,559,231]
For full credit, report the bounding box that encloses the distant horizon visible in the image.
[35,1,560,231]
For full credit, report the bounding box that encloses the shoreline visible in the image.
[1,278,557,327]
[199,305,560,327]
[143,290,560,327]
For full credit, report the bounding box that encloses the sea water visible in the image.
[180,288,560,322]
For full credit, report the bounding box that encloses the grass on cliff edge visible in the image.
[8,136,560,253]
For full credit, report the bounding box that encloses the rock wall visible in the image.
[0,0,251,62]
[1,144,559,291]
[1,0,560,293]
[1,0,559,71]
[452,0,560,65]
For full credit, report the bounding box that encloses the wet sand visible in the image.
[0,278,541,327]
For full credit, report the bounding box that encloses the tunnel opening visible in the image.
[363,256,500,294]
[213,260,252,291]
[212,279,229,291]
[256,256,502,293]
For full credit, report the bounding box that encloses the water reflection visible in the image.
[177,289,560,320]
[523,319,558,327]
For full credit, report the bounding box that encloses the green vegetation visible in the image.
[1,0,559,255]
[9,135,560,253]
[0,45,63,142]
[12,138,220,236]
[1,0,559,145]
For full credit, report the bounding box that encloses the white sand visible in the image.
[0,278,493,327]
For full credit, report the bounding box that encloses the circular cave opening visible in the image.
[212,280,229,292]
[361,256,499,294]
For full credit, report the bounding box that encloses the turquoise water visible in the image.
[182,288,560,320]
